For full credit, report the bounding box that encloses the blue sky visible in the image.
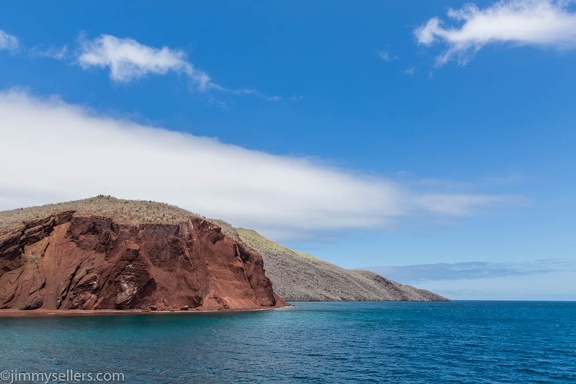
[1,0,575,299]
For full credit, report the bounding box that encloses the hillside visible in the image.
[0,196,286,311]
[237,228,449,302]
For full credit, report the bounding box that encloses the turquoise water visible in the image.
[1,301,575,383]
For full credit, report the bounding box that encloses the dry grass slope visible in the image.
[0,195,204,235]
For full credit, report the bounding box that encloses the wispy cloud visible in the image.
[367,259,576,283]
[403,67,416,76]
[290,95,305,102]
[415,0,576,65]
[0,29,18,51]
[75,34,290,100]
[265,95,304,103]
[30,44,69,60]
[413,194,510,215]
[374,260,576,300]
[0,90,515,238]
[377,49,399,63]
[77,34,214,90]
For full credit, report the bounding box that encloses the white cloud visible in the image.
[78,34,213,90]
[75,34,281,98]
[0,90,512,238]
[0,29,18,51]
[415,0,576,65]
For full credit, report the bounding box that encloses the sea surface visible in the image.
[1,301,575,383]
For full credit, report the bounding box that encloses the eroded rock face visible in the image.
[0,212,286,311]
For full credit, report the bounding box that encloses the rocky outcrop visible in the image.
[237,228,450,302]
[0,210,286,311]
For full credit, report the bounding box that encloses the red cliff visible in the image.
[0,209,286,311]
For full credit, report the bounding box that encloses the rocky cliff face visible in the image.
[0,210,286,311]
[237,228,450,302]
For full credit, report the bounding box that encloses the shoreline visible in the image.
[0,305,293,318]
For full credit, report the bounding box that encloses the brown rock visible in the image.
[0,210,287,311]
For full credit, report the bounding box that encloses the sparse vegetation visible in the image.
[29,252,41,264]
[0,195,206,235]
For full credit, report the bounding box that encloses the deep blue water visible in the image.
[1,301,575,383]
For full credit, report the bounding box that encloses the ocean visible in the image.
[1,301,575,383]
